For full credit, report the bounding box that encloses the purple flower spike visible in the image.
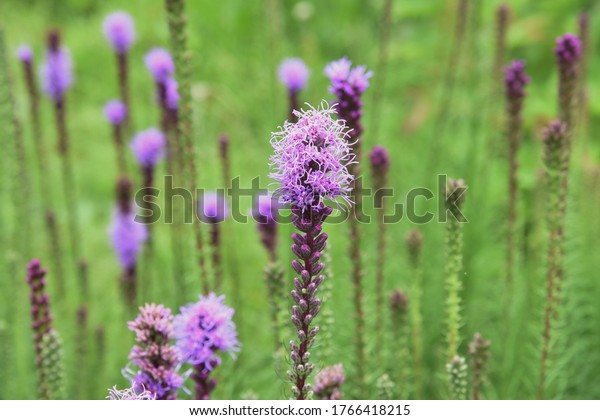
[278,58,309,93]
[314,364,346,400]
[199,192,229,224]
[554,33,581,64]
[145,48,174,83]
[369,145,390,173]
[503,60,530,99]
[131,128,166,169]
[109,205,147,270]
[270,104,354,211]
[17,44,33,63]
[165,77,179,111]
[128,304,182,400]
[174,293,239,369]
[104,100,127,126]
[103,11,135,54]
[40,31,72,103]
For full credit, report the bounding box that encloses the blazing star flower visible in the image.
[199,192,228,224]
[131,128,166,169]
[17,44,33,63]
[104,100,127,126]
[173,293,239,370]
[165,77,179,111]
[270,104,354,211]
[127,303,182,400]
[40,34,72,103]
[369,145,390,173]
[554,33,581,64]
[107,384,155,400]
[503,60,530,99]
[103,11,135,54]
[145,48,174,83]
[314,364,346,400]
[278,58,309,93]
[109,206,147,270]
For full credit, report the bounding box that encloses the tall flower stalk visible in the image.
[493,4,510,85]
[503,61,530,287]
[103,11,135,127]
[104,99,128,173]
[468,332,491,400]
[539,35,581,399]
[369,145,390,367]
[270,105,353,400]
[26,259,66,399]
[325,58,371,393]
[174,294,239,399]
[389,289,410,398]
[109,176,147,308]
[75,305,88,399]
[127,303,182,400]
[405,229,424,398]
[199,192,229,292]
[41,29,81,266]
[278,58,309,123]
[444,178,467,361]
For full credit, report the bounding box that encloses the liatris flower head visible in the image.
[447,355,468,400]
[40,29,72,103]
[313,364,345,400]
[325,57,372,96]
[26,259,53,340]
[17,44,33,63]
[554,33,582,65]
[389,289,409,314]
[165,77,179,110]
[173,293,239,369]
[131,128,166,169]
[107,384,155,400]
[128,303,183,400]
[278,58,309,94]
[542,120,568,172]
[145,48,174,83]
[102,11,135,54]
[369,145,390,173]
[104,99,127,126]
[199,192,229,224]
[504,60,530,99]
[109,179,147,270]
[270,104,354,211]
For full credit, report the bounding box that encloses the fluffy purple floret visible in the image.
[104,99,127,125]
[369,145,390,172]
[17,44,33,63]
[131,128,166,168]
[173,293,239,369]
[165,77,179,111]
[503,60,530,99]
[325,57,372,95]
[199,192,228,224]
[145,48,174,83]
[103,11,135,54]
[554,33,581,64]
[278,58,309,93]
[107,384,155,400]
[40,47,72,103]
[270,104,354,211]
[109,206,147,270]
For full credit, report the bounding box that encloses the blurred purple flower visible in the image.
[40,42,72,103]
[278,58,309,93]
[131,128,166,169]
[145,48,174,83]
[109,206,147,270]
[314,364,346,400]
[269,104,354,211]
[369,145,390,173]
[173,293,239,369]
[325,57,372,95]
[104,99,127,125]
[554,33,581,64]
[127,303,182,400]
[17,44,33,63]
[103,11,135,54]
[503,60,530,99]
[199,192,228,224]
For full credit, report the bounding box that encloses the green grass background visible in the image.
[0,0,599,399]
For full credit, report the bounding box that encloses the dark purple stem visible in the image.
[192,363,217,400]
